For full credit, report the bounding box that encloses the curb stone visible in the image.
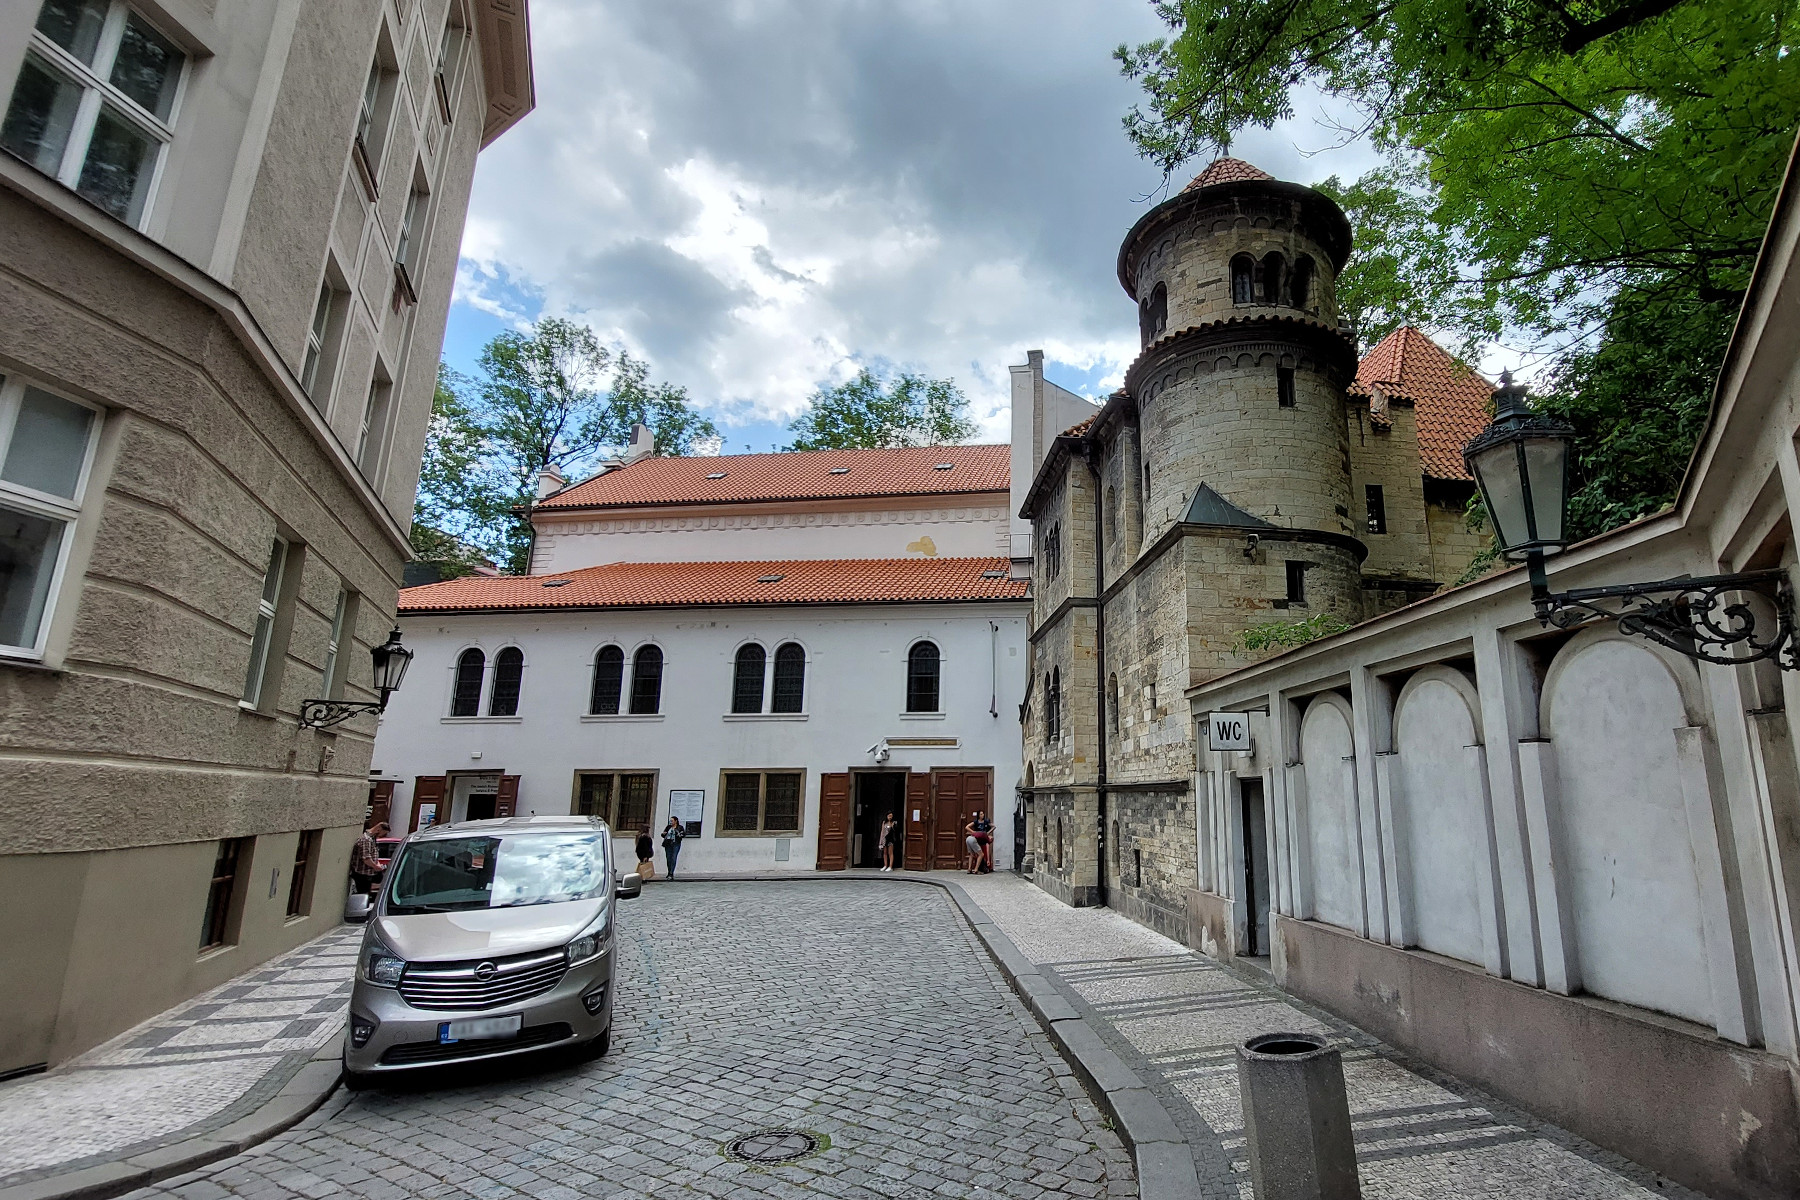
[0,1040,344,1200]
[687,871,1205,1200]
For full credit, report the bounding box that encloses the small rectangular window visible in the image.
[719,770,804,835]
[1285,560,1308,605]
[200,837,250,950]
[1,2,186,230]
[396,186,427,274]
[242,537,287,706]
[1277,367,1296,408]
[286,829,320,918]
[1365,484,1387,535]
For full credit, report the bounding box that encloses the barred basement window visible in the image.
[489,647,523,716]
[573,770,656,832]
[720,770,803,835]
[732,643,766,713]
[590,645,623,714]
[772,642,806,712]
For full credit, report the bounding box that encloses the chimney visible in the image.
[624,423,654,463]
[535,464,566,499]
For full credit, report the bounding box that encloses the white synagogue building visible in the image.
[368,354,1098,874]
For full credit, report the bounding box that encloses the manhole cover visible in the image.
[724,1129,820,1164]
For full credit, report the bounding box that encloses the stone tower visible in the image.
[1117,158,1364,623]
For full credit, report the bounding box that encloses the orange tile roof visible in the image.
[538,443,1010,511]
[1352,327,1494,480]
[398,557,1029,613]
[1182,157,1275,192]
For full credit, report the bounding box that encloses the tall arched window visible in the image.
[590,645,623,714]
[906,641,940,713]
[489,647,524,716]
[772,642,806,713]
[1050,667,1062,739]
[732,643,766,713]
[451,648,484,716]
[630,645,663,714]
[1291,255,1315,309]
[1139,282,1168,346]
[1108,673,1119,735]
[1260,252,1285,305]
[1230,254,1256,304]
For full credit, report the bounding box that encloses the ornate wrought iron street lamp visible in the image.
[1464,373,1798,669]
[299,627,415,728]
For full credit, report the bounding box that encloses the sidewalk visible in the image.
[0,926,358,1196]
[956,872,1701,1199]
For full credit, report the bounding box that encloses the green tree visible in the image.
[410,366,508,579]
[786,369,977,451]
[423,318,720,574]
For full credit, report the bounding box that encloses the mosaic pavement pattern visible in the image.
[124,882,1133,1200]
[958,873,1705,1200]
[0,925,360,1183]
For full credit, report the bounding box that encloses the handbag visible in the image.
[636,859,656,881]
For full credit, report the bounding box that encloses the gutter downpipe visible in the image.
[1087,443,1108,910]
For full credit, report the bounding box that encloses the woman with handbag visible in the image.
[661,815,686,880]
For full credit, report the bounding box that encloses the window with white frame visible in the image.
[320,587,355,700]
[0,1,185,229]
[0,375,102,657]
[434,12,465,124]
[242,537,287,707]
[356,377,390,475]
[395,186,426,277]
[301,280,345,399]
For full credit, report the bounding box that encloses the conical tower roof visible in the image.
[1181,157,1275,192]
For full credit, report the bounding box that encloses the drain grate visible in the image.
[724,1129,820,1164]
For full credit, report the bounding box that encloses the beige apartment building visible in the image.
[0,0,533,1075]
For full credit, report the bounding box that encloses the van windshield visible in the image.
[386,832,608,914]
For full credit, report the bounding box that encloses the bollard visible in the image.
[1236,1031,1361,1200]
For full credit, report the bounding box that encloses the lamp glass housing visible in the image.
[370,629,413,696]
[1464,381,1574,564]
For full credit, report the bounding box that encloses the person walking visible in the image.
[661,815,686,880]
[879,812,899,871]
[351,822,387,895]
[635,827,655,880]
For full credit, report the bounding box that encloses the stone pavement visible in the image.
[956,872,1705,1200]
[122,881,1134,1200]
[0,926,361,1190]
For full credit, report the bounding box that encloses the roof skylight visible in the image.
[756,574,785,583]
[542,579,572,588]
[705,472,728,480]
[829,467,850,474]
[933,463,954,470]
[981,569,1006,579]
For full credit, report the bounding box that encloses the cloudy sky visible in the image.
[442,0,1382,451]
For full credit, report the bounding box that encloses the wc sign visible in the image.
[1208,711,1251,752]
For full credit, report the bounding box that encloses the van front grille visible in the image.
[397,947,568,1011]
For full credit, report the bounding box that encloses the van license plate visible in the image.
[439,1014,523,1044]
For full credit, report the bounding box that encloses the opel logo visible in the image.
[474,961,498,982]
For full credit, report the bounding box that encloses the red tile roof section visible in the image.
[398,557,1029,613]
[1352,327,1494,481]
[537,443,1010,510]
[1182,157,1275,192]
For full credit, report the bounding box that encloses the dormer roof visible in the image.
[1351,327,1494,481]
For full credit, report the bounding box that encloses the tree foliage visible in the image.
[412,318,719,576]
[786,369,977,451]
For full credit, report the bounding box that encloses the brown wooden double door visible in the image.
[816,767,992,870]
[407,774,519,832]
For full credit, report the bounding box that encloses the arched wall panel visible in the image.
[1393,672,1486,965]
[1301,694,1362,932]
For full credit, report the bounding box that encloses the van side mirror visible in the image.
[344,892,374,923]
[614,872,642,901]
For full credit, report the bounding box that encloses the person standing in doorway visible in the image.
[661,815,686,880]
[964,814,982,873]
[880,812,899,871]
[635,827,655,880]
[972,810,995,873]
[351,822,388,895]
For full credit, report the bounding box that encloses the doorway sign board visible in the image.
[1209,712,1251,752]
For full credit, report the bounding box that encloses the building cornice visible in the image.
[534,489,1011,522]
[400,595,1034,618]
[1124,315,1360,403]
[473,0,535,148]
[0,156,414,558]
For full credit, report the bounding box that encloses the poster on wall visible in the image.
[669,790,704,836]
[417,803,438,828]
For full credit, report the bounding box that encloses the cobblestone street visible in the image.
[123,882,1132,1200]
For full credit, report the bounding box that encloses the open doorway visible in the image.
[1240,778,1270,957]
[450,773,501,823]
[854,772,907,867]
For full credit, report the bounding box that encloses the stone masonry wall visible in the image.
[1130,196,1342,334]
[1024,608,1099,791]
[1348,402,1433,581]
[1103,543,1195,786]
[1184,532,1364,684]
[1028,788,1101,907]
[1106,785,1198,943]
[1427,488,1488,584]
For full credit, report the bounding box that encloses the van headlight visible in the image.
[567,913,611,965]
[360,937,406,986]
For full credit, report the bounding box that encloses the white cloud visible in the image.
[455,0,1383,435]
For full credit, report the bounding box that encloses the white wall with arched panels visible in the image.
[1298,692,1364,936]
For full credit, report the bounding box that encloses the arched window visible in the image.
[629,645,663,714]
[1050,667,1061,739]
[1139,282,1168,346]
[489,647,523,716]
[451,648,484,716]
[590,645,623,714]
[1291,255,1315,309]
[1260,252,1285,305]
[1230,254,1256,304]
[772,642,806,713]
[906,641,940,713]
[732,643,766,713]
[1105,484,1118,543]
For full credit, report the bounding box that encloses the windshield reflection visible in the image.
[387,833,607,914]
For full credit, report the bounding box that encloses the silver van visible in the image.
[343,815,640,1083]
